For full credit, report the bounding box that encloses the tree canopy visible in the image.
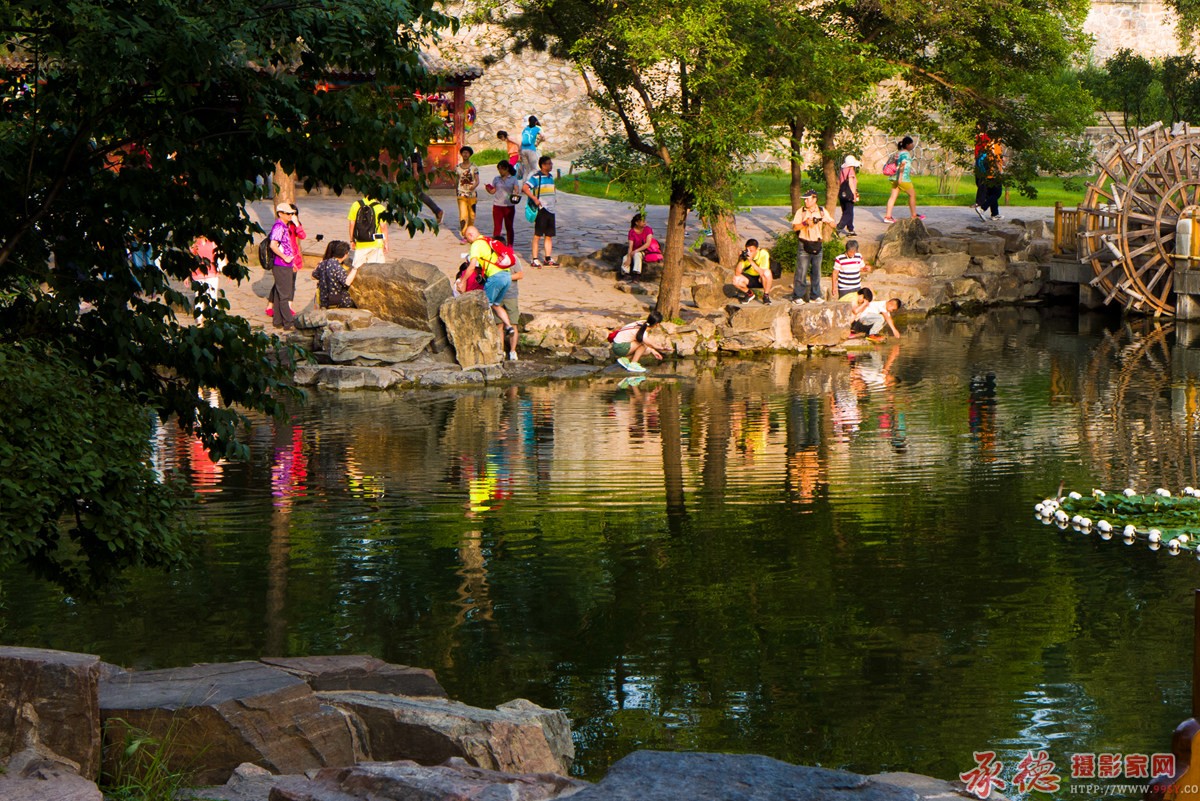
[0,0,449,589]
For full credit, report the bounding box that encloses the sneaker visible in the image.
[435,209,445,225]
[991,214,1004,221]
[508,352,518,361]
[915,214,926,220]
[532,259,543,268]
[628,361,648,373]
[792,297,807,305]
[883,217,896,224]
[867,334,885,343]
[617,356,633,371]
[972,204,986,221]
[740,292,753,304]
[844,228,856,235]
[632,268,641,278]
[544,257,558,266]
[762,294,773,305]
[701,228,713,236]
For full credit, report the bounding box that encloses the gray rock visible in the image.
[727,302,792,332]
[472,363,506,381]
[99,661,357,785]
[0,646,102,779]
[567,751,919,801]
[418,369,485,388]
[691,281,729,311]
[439,292,504,369]
[874,770,1006,800]
[967,238,1005,257]
[1010,261,1041,283]
[972,255,1007,273]
[268,759,588,801]
[551,364,605,379]
[0,754,102,801]
[718,330,775,351]
[876,218,929,264]
[349,259,453,351]
[292,364,322,386]
[294,308,377,331]
[318,692,573,775]
[314,366,401,391]
[926,253,972,280]
[180,762,283,801]
[790,302,857,346]
[260,656,446,698]
[325,324,433,364]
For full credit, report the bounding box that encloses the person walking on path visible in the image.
[977,139,1005,221]
[610,311,665,373]
[731,238,773,303]
[883,136,923,224]
[523,155,558,267]
[312,240,359,309]
[497,130,522,177]
[835,155,861,235]
[486,160,522,246]
[456,146,480,237]
[347,196,388,267]
[519,116,543,183]
[620,213,662,280]
[267,202,301,329]
[972,129,992,220]
[791,189,833,304]
[463,226,517,343]
[409,150,444,225]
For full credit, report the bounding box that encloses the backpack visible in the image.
[769,253,782,280]
[607,328,620,343]
[882,152,899,177]
[258,237,273,270]
[352,200,377,243]
[481,236,517,269]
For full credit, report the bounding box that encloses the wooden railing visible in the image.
[1056,201,1084,257]
[1054,201,1081,259]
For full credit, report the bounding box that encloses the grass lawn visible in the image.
[561,169,1089,207]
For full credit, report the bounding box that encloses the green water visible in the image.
[3,307,1199,792]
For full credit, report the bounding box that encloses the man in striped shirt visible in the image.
[832,239,871,300]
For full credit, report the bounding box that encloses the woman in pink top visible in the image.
[835,155,861,236]
[620,214,662,280]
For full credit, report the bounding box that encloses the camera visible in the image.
[739,250,750,261]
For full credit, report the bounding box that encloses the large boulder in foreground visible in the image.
[349,259,453,352]
[99,661,358,785]
[268,758,587,801]
[567,751,920,801]
[321,323,434,364]
[790,301,857,346]
[320,692,574,775]
[0,646,101,779]
[439,291,504,368]
[259,655,446,698]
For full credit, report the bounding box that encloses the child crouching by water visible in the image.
[610,311,665,373]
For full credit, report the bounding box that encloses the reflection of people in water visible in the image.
[968,372,997,461]
[271,425,308,505]
[732,400,771,462]
[786,389,826,503]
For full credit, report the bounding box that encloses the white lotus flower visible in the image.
[1035,503,1046,515]
[1149,529,1163,543]
[1093,489,1106,498]
[1068,491,1083,500]
[1071,515,1083,526]
[1124,488,1137,497]
[1124,524,1138,537]
[1055,510,1070,524]
[1169,539,1182,554]
[1185,486,1196,496]
[1080,518,1092,529]
[1097,520,1112,533]
[1180,534,1191,544]
[1099,528,1114,541]
[1156,488,1172,497]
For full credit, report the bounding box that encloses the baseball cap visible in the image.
[803,189,818,198]
[275,202,298,214]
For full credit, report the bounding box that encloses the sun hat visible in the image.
[841,155,862,168]
[275,202,298,214]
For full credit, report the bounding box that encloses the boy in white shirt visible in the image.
[848,287,901,340]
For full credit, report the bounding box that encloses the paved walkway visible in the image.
[227,169,1056,330]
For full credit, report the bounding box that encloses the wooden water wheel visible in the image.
[1078,121,1200,317]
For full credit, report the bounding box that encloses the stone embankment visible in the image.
[0,645,1000,801]
[284,216,1062,391]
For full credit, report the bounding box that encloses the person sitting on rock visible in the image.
[620,213,663,280]
[312,240,359,309]
[610,311,665,373]
[463,226,516,345]
[848,287,901,341]
[731,238,773,304]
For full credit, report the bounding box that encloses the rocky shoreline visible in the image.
[0,646,999,800]
[281,218,1065,393]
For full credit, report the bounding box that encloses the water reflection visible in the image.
[6,308,1200,787]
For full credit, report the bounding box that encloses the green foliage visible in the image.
[1079,50,1200,133]
[0,0,448,587]
[573,133,666,209]
[0,346,190,593]
[102,717,196,801]
[765,230,841,277]
[471,147,509,165]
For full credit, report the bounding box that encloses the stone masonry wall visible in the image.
[1084,0,1189,62]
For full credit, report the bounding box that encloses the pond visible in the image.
[3,307,1199,792]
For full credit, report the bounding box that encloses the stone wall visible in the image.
[1084,0,1188,62]
[433,24,607,158]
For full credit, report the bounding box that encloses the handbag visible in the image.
[524,176,541,224]
[801,238,822,255]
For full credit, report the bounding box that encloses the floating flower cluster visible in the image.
[1035,487,1200,557]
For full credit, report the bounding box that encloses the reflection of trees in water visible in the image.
[1073,321,1200,490]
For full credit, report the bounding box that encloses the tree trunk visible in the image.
[656,180,689,321]
[820,119,840,215]
[789,119,805,215]
[273,163,296,204]
[706,209,740,269]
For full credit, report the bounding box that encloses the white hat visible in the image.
[275,202,298,214]
[842,155,862,168]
